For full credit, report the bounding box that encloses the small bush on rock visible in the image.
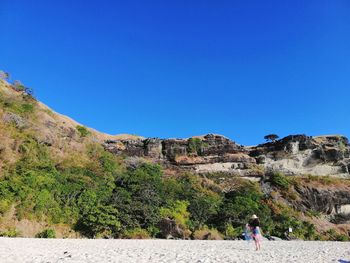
[270,172,289,189]
[187,138,208,155]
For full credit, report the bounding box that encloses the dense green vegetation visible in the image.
[0,133,344,240]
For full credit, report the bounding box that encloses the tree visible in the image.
[264,134,279,142]
[0,71,9,80]
[111,163,164,233]
[75,191,120,238]
[12,80,25,92]
[160,200,190,228]
[168,173,223,230]
[12,80,34,97]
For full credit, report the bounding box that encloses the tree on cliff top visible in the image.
[264,134,279,142]
[12,80,34,97]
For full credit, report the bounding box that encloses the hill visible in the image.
[0,78,349,240]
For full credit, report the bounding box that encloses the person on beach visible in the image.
[249,214,262,251]
[244,223,252,241]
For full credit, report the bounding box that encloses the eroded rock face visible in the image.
[250,135,350,177]
[290,184,350,224]
[104,134,242,159]
[103,134,350,178]
[294,186,350,215]
[104,134,258,176]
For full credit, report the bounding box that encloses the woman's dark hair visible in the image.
[250,218,260,228]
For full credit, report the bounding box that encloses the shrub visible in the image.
[0,70,9,80]
[1,93,35,117]
[36,228,56,238]
[324,229,350,241]
[76,125,91,137]
[270,172,289,189]
[336,234,350,242]
[306,210,321,218]
[10,80,35,97]
[21,103,34,113]
[12,80,25,92]
[267,201,316,240]
[246,164,265,176]
[187,138,207,155]
[224,223,242,240]
[146,226,160,237]
[193,226,223,240]
[0,228,20,237]
[160,200,190,228]
[122,228,150,239]
[124,156,147,170]
[284,188,299,201]
[302,175,336,186]
[0,199,11,214]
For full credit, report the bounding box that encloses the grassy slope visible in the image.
[0,80,141,169]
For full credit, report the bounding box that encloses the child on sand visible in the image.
[249,214,262,251]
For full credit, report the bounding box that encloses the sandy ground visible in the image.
[0,238,349,263]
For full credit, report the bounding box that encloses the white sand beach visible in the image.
[0,238,349,263]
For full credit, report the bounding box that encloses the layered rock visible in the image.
[276,182,350,225]
[104,134,258,177]
[250,135,350,177]
[294,185,350,217]
[103,134,350,178]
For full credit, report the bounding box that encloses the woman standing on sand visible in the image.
[249,214,262,251]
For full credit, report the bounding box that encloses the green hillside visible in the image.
[0,78,349,240]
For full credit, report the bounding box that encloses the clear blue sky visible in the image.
[1,1,349,145]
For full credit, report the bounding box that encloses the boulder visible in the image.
[157,218,185,239]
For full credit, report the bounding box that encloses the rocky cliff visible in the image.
[103,134,350,179]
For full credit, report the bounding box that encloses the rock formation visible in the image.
[103,133,350,226]
[103,134,350,178]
